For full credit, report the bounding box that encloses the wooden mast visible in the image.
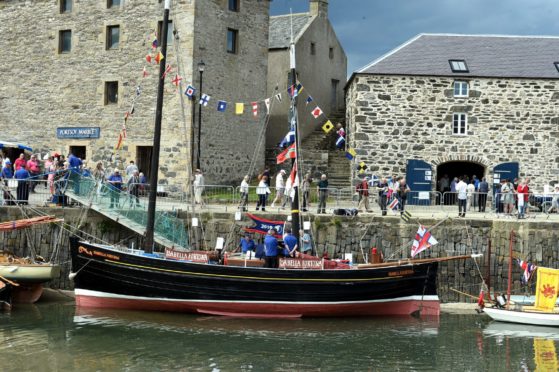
[145,0,172,253]
[289,20,301,249]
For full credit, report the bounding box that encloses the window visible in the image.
[555,62,559,73]
[59,30,72,53]
[69,146,86,160]
[452,113,467,135]
[107,0,120,8]
[453,81,468,97]
[310,42,316,55]
[449,59,469,73]
[105,81,118,105]
[60,0,72,13]
[329,47,334,59]
[157,20,174,46]
[227,28,238,54]
[106,25,120,50]
[228,0,239,12]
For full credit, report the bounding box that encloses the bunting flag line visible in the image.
[401,210,412,222]
[235,103,244,115]
[276,143,296,164]
[217,100,227,112]
[184,85,196,98]
[251,101,258,117]
[264,98,271,114]
[121,122,127,139]
[115,132,124,151]
[411,225,438,258]
[311,107,323,118]
[171,74,182,87]
[275,93,282,102]
[146,54,153,63]
[199,94,210,106]
[345,148,356,160]
[305,96,313,105]
[162,64,172,79]
[322,120,334,133]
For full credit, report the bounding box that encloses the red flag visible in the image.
[276,143,296,164]
[146,54,152,63]
[155,51,164,64]
[115,132,123,150]
[122,122,127,139]
[162,64,172,78]
[142,66,148,78]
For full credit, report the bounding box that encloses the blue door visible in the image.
[405,159,432,205]
[492,162,519,195]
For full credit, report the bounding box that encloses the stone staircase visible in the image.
[266,108,351,189]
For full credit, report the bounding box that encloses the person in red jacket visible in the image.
[516,178,529,219]
[14,153,26,171]
[356,176,371,212]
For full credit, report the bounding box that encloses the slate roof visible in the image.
[357,34,559,79]
[269,13,313,49]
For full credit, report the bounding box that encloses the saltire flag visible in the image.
[401,210,412,222]
[279,130,295,148]
[217,101,227,112]
[264,98,271,114]
[171,74,182,87]
[322,120,334,133]
[184,85,196,98]
[276,143,296,164]
[305,96,313,105]
[345,148,356,160]
[517,259,537,284]
[534,267,559,312]
[388,198,399,211]
[142,66,148,78]
[199,93,210,106]
[275,93,282,102]
[311,107,323,118]
[411,225,438,258]
[162,64,172,78]
[235,103,244,115]
[336,136,345,148]
[155,51,164,64]
[251,102,258,117]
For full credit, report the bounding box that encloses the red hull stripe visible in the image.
[75,289,440,317]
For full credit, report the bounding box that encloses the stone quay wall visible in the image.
[2,207,557,303]
[346,74,559,191]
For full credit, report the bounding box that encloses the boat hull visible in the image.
[0,264,61,283]
[484,307,559,327]
[70,239,440,317]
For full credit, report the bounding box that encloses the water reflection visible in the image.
[1,303,558,371]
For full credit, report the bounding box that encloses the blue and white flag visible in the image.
[217,100,227,112]
[336,136,345,148]
[279,130,295,148]
[184,85,196,98]
[199,93,210,106]
[305,96,313,105]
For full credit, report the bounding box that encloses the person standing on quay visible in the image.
[193,169,205,206]
[256,175,271,211]
[15,163,30,205]
[301,173,312,212]
[271,170,286,208]
[239,175,250,212]
[107,168,123,209]
[356,176,371,212]
[456,176,468,217]
[317,174,329,214]
[478,177,489,212]
[264,228,279,268]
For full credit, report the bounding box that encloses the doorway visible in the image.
[1,148,25,163]
[69,145,86,160]
[436,161,485,189]
[136,146,152,177]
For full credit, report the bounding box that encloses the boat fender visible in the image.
[223,252,228,266]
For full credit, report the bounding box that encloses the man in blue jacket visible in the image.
[264,228,279,268]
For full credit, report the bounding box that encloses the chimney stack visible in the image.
[310,0,328,18]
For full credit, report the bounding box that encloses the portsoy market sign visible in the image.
[56,127,100,139]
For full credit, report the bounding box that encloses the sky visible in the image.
[270,0,559,74]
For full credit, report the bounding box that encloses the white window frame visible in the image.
[453,81,468,97]
[449,59,468,73]
[452,113,468,136]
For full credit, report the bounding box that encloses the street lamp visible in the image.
[196,60,205,170]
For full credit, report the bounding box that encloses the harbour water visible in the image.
[1,302,558,371]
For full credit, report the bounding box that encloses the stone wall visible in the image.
[4,206,556,303]
[346,74,559,191]
[0,0,269,187]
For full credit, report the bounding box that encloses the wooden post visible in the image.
[506,230,514,310]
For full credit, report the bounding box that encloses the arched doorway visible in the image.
[436,161,485,191]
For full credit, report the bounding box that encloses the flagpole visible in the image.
[289,40,301,248]
[145,0,171,253]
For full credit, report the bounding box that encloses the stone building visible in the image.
[267,0,347,148]
[0,0,270,187]
[346,34,559,194]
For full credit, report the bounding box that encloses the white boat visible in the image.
[484,307,559,327]
[484,321,559,339]
[0,263,60,283]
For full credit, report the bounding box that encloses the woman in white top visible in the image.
[193,169,205,205]
[256,175,271,211]
[239,175,249,211]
